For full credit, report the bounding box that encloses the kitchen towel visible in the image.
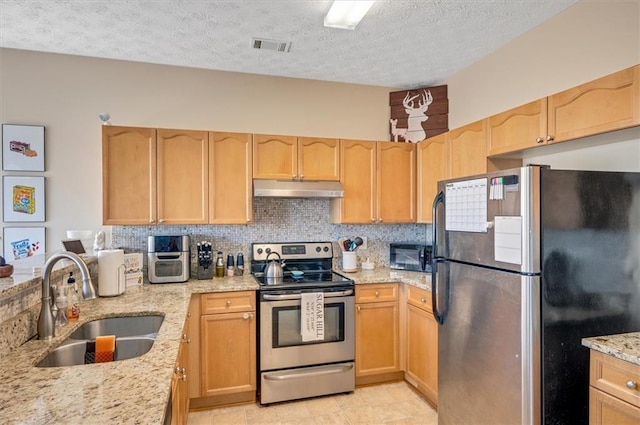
[300,292,324,342]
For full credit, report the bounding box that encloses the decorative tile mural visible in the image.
[111,198,431,275]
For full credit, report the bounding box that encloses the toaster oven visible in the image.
[147,235,190,283]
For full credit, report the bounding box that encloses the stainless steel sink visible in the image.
[68,315,164,339]
[36,336,156,368]
[35,315,165,368]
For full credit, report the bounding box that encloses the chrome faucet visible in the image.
[38,251,97,340]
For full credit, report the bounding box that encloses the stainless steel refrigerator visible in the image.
[431,165,640,425]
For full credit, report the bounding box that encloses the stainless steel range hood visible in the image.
[253,179,344,198]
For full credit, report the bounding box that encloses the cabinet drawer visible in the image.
[407,285,432,313]
[355,283,398,303]
[590,387,640,425]
[590,350,640,409]
[201,291,256,315]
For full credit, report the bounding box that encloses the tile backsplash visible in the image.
[111,198,432,273]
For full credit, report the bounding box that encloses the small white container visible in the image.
[361,260,375,270]
[342,251,357,272]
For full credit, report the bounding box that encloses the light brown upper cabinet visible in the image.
[253,134,340,181]
[157,128,209,225]
[103,126,209,225]
[488,65,640,157]
[103,126,157,225]
[449,120,487,180]
[332,139,377,223]
[487,98,548,156]
[209,132,253,224]
[548,64,639,143]
[417,132,449,223]
[377,141,416,223]
[332,140,415,224]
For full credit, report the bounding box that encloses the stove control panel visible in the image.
[251,242,334,261]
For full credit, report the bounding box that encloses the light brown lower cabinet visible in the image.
[355,283,401,385]
[405,285,438,406]
[196,291,256,407]
[171,318,190,425]
[589,350,640,424]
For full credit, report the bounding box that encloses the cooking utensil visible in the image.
[338,237,348,252]
[343,239,352,251]
[353,237,364,250]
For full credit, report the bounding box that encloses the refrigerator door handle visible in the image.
[432,190,444,258]
[431,257,447,325]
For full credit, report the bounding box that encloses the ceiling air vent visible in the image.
[251,38,291,53]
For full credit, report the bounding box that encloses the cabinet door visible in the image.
[200,311,256,397]
[355,301,400,377]
[417,133,449,223]
[253,134,297,179]
[549,65,640,143]
[102,126,157,225]
[157,128,209,225]
[209,132,253,224]
[377,141,416,223]
[331,139,377,223]
[487,98,548,156]
[449,120,487,179]
[590,387,640,425]
[406,303,438,406]
[171,340,187,425]
[298,137,340,181]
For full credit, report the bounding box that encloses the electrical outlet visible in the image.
[360,237,368,250]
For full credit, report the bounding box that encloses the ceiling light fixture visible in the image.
[324,1,375,30]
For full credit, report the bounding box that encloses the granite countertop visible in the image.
[0,266,423,424]
[336,268,432,291]
[0,274,258,425]
[582,332,640,366]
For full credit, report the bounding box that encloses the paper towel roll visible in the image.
[98,249,125,297]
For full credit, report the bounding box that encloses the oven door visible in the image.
[259,288,354,371]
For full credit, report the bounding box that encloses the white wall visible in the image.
[443,0,640,172]
[0,50,393,255]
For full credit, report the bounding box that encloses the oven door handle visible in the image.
[262,289,353,301]
[263,364,354,381]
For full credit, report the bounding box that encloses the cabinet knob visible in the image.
[536,137,543,144]
[292,174,297,179]
[378,219,383,223]
[375,291,380,297]
[149,219,155,224]
[299,174,304,180]
[175,366,181,374]
[420,297,426,303]
[357,305,361,311]
[247,218,251,222]
[158,219,164,224]
[187,312,191,318]
[371,218,376,223]
[226,300,232,307]
[546,135,554,142]
[242,312,255,320]
[181,372,187,381]
[627,380,638,390]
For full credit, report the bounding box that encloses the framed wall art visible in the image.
[3,227,45,261]
[2,124,45,171]
[2,176,46,222]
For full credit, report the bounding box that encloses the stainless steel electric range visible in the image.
[251,242,355,405]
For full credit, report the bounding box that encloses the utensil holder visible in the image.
[342,251,357,272]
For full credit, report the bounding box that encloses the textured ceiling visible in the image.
[0,0,579,89]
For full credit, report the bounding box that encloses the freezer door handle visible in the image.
[432,190,444,258]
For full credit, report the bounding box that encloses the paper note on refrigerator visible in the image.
[445,178,488,233]
[494,216,522,264]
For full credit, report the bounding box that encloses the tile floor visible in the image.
[187,381,438,425]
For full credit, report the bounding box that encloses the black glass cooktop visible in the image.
[254,271,353,290]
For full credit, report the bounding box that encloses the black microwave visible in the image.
[389,243,433,273]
